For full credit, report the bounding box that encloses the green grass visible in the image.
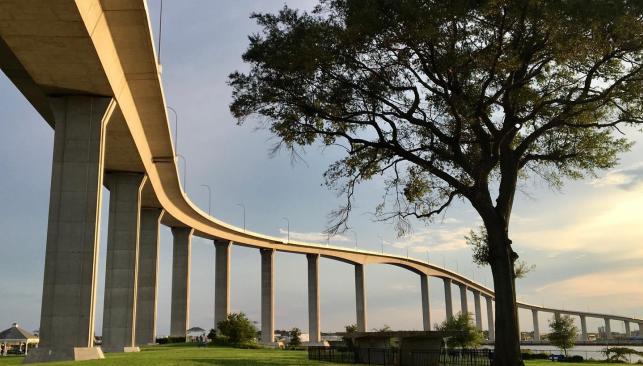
[0,344,347,366]
[0,345,616,366]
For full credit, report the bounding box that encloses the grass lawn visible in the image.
[0,345,608,366]
[0,344,348,366]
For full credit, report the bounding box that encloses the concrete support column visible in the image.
[420,274,431,331]
[532,309,540,342]
[580,315,588,341]
[486,297,495,341]
[459,284,468,315]
[354,264,367,332]
[170,227,193,338]
[604,318,612,340]
[443,278,453,319]
[473,291,482,330]
[214,240,231,330]
[102,173,147,353]
[307,254,321,344]
[26,96,115,363]
[135,208,163,346]
[554,312,561,320]
[260,249,275,344]
[625,321,631,338]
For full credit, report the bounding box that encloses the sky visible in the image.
[0,0,642,337]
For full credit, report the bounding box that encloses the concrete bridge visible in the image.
[0,0,640,363]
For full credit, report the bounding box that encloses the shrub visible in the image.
[435,312,484,349]
[217,312,257,345]
[288,327,302,348]
[563,355,584,363]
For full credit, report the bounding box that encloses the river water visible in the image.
[519,345,643,363]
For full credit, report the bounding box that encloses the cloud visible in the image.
[512,190,643,259]
[390,225,478,253]
[591,163,643,190]
[278,228,350,243]
[533,267,643,312]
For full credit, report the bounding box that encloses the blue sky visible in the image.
[0,0,642,337]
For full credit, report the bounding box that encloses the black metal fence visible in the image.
[308,347,492,366]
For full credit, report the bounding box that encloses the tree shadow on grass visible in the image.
[186,359,324,366]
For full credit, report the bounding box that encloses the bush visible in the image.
[435,312,484,349]
[563,355,584,363]
[155,336,186,344]
[217,312,257,345]
[522,352,549,360]
[288,327,302,348]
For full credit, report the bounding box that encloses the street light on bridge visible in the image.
[349,230,358,249]
[200,184,212,215]
[282,217,290,243]
[236,203,246,232]
[176,154,187,190]
[167,106,178,154]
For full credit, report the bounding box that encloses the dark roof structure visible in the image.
[0,323,38,342]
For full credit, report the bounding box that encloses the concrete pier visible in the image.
[459,284,468,315]
[604,318,612,340]
[261,249,275,344]
[135,208,163,346]
[443,278,453,319]
[486,296,494,341]
[532,309,540,341]
[25,96,115,363]
[625,321,631,338]
[473,291,482,330]
[355,264,367,332]
[102,172,146,353]
[307,254,321,343]
[170,227,193,338]
[580,315,588,341]
[214,240,231,330]
[420,274,430,331]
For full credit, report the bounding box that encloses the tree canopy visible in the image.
[217,312,257,345]
[548,315,578,356]
[435,312,484,349]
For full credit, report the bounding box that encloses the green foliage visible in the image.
[435,312,484,349]
[344,323,358,333]
[288,327,302,348]
[548,315,578,356]
[217,312,258,345]
[372,324,392,332]
[602,347,643,362]
[207,328,217,341]
[465,226,534,278]
[229,0,642,236]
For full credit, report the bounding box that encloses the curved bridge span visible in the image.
[0,0,640,362]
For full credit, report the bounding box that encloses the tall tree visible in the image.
[229,1,643,365]
[548,315,578,357]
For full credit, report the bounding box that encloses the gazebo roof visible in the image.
[187,327,206,334]
[0,323,37,342]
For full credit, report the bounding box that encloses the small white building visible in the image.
[0,323,39,356]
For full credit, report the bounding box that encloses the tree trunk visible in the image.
[488,225,524,366]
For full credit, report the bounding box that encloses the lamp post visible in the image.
[349,230,358,249]
[200,184,212,215]
[167,106,178,154]
[236,203,245,231]
[377,235,384,254]
[282,217,290,243]
[176,154,187,190]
